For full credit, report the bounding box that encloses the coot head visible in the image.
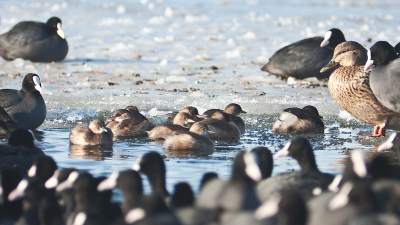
[274,137,318,172]
[320,28,346,51]
[46,17,65,39]
[22,73,42,94]
[8,128,35,147]
[364,41,398,72]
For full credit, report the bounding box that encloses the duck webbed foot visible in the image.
[360,125,386,138]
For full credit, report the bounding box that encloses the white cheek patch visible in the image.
[97,171,119,191]
[57,23,65,39]
[8,179,29,201]
[328,182,353,211]
[351,150,367,178]
[244,152,262,182]
[32,76,42,93]
[254,195,281,220]
[274,141,291,159]
[28,165,37,177]
[377,132,397,152]
[125,208,146,224]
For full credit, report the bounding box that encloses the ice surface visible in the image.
[0,0,397,196]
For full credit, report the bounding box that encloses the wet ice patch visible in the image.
[98,18,134,26]
[149,16,167,25]
[227,38,236,46]
[50,4,61,11]
[165,7,174,17]
[166,76,187,83]
[185,15,209,23]
[117,5,126,14]
[226,49,241,58]
[47,108,98,124]
[338,110,356,121]
[146,108,167,117]
[243,31,256,39]
[190,92,204,97]
[159,59,168,66]
[13,58,25,68]
[140,27,154,34]
[110,43,135,53]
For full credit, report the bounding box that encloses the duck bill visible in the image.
[320,61,338,73]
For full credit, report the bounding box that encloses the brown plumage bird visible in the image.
[320,41,400,137]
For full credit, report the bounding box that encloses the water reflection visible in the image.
[164,148,214,157]
[69,144,113,161]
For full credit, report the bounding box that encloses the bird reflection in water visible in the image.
[69,145,113,161]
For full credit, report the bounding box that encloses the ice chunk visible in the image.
[338,110,356,121]
[226,49,241,58]
[243,31,256,39]
[166,76,187,83]
[227,38,236,46]
[116,5,125,14]
[159,59,168,66]
[165,7,173,17]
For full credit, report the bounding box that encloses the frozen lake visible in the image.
[0,0,398,195]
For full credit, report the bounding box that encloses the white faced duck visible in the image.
[0,17,68,62]
[261,28,345,80]
[148,112,194,139]
[321,41,400,137]
[272,105,324,134]
[69,120,113,146]
[0,73,46,130]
